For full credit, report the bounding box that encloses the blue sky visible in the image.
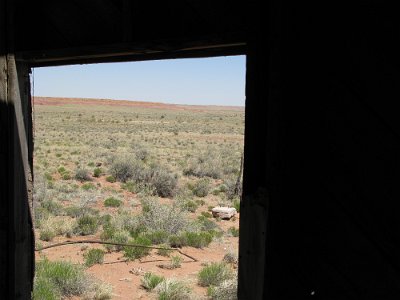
[33,55,246,106]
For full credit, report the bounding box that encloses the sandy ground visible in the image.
[36,216,239,299]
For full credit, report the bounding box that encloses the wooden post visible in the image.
[0,0,35,298]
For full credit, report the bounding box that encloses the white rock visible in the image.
[211,207,237,220]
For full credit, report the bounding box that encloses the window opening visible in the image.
[32,56,245,299]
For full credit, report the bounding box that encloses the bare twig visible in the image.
[35,239,197,262]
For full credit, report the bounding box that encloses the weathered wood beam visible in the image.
[0,0,34,298]
[18,35,246,67]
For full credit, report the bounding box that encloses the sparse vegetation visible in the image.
[75,168,91,182]
[141,272,165,291]
[123,236,152,260]
[33,259,112,299]
[155,278,191,300]
[198,262,233,287]
[33,98,243,299]
[76,215,99,235]
[103,197,122,207]
[84,249,105,267]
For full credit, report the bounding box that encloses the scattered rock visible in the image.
[129,267,145,275]
[118,277,132,282]
[211,207,237,220]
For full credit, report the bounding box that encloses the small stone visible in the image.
[211,207,237,220]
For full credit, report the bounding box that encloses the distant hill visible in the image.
[34,97,244,112]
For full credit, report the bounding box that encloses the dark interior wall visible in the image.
[2,1,400,299]
[257,2,400,299]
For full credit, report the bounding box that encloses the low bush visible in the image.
[76,215,99,235]
[110,160,133,182]
[84,249,105,267]
[81,182,96,190]
[157,244,173,257]
[143,230,169,245]
[39,228,56,242]
[198,262,233,287]
[185,231,213,248]
[197,215,219,232]
[35,259,87,297]
[181,200,198,213]
[141,272,164,291]
[168,234,188,248]
[140,198,189,235]
[33,276,59,300]
[170,255,183,269]
[123,236,152,261]
[64,206,82,218]
[33,259,112,299]
[201,211,213,218]
[75,168,91,182]
[155,278,191,300]
[192,178,210,197]
[228,227,239,237]
[41,199,63,216]
[233,198,240,212]
[93,167,103,178]
[208,279,238,300]
[103,197,122,207]
[105,175,116,183]
[183,152,222,179]
[149,167,177,197]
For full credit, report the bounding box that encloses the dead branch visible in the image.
[35,239,197,262]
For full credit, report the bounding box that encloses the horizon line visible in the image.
[33,95,245,108]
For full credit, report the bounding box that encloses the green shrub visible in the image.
[228,227,239,237]
[183,152,222,179]
[34,207,50,228]
[108,231,130,251]
[57,166,67,174]
[140,198,189,235]
[105,175,116,183]
[198,262,233,287]
[62,173,71,180]
[75,168,91,182]
[41,199,63,215]
[192,178,210,197]
[93,167,103,177]
[33,276,59,300]
[149,167,177,197]
[168,234,188,248]
[185,232,213,248]
[81,182,96,190]
[233,198,240,213]
[201,211,213,218]
[84,249,105,267]
[44,172,53,181]
[104,197,122,207]
[123,236,151,260]
[143,230,169,245]
[157,244,173,257]
[170,255,183,269]
[141,272,164,291]
[181,200,198,213]
[109,159,136,182]
[155,279,191,300]
[209,279,238,300]
[35,259,87,296]
[197,215,219,231]
[76,215,99,235]
[64,206,82,218]
[39,228,56,242]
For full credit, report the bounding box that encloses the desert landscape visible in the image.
[33,97,244,300]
